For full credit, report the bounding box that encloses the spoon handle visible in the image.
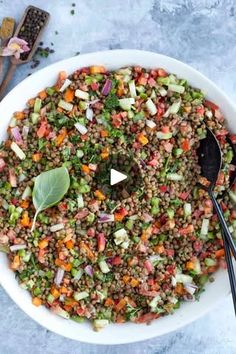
[224,233,236,316]
[209,191,236,260]
[0,62,17,100]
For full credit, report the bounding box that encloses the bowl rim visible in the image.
[0,49,235,345]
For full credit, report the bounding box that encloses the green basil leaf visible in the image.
[31,167,70,231]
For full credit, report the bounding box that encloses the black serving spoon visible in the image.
[198,127,236,314]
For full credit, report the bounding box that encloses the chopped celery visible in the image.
[146,98,157,116]
[119,98,135,111]
[34,98,42,113]
[58,99,73,111]
[74,291,89,301]
[229,191,236,204]
[129,80,137,98]
[184,203,192,217]
[156,131,173,140]
[99,260,110,273]
[75,89,89,100]
[167,208,174,219]
[168,84,185,94]
[173,148,183,157]
[167,173,183,181]
[205,258,217,267]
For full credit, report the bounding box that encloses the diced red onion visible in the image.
[84,265,94,277]
[86,107,94,121]
[142,213,153,222]
[184,283,198,295]
[183,294,195,302]
[140,159,147,168]
[11,126,23,144]
[101,79,112,96]
[22,126,29,138]
[88,163,97,171]
[89,99,100,106]
[54,268,65,286]
[98,213,115,223]
[10,244,27,252]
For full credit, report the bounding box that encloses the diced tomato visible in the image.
[193,240,203,252]
[159,185,168,193]
[196,106,205,115]
[130,124,138,133]
[148,77,156,87]
[144,260,154,274]
[112,256,122,266]
[97,232,106,252]
[166,264,176,275]
[112,114,122,128]
[165,249,175,257]
[11,198,18,205]
[87,228,96,237]
[134,66,142,73]
[220,201,228,212]
[216,171,224,186]
[135,312,159,323]
[157,106,165,120]
[181,139,191,152]
[75,209,89,220]
[217,129,228,136]
[160,215,167,225]
[91,82,99,91]
[58,202,68,211]
[179,191,190,200]
[137,75,148,85]
[204,100,219,111]
[163,142,173,153]
[161,126,169,134]
[230,135,236,144]
[150,70,158,78]
[37,120,49,138]
[76,307,86,316]
[157,68,168,77]
[179,224,194,235]
[0,158,6,172]
[147,158,158,166]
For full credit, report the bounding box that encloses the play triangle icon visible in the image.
[110,168,127,186]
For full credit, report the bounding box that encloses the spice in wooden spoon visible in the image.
[0,17,15,79]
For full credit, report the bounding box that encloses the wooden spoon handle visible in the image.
[0,62,17,100]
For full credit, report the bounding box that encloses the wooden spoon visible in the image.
[0,17,15,79]
[0,6,50,100]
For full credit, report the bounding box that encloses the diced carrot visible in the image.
[100,146,110,159]
[55,128,67,146]
[32,297,42,307]
[60,286,68,294]
[80,241,95,261]
[65,240,74,250]
[117,81,125,97]
[127,257,138,267]
[56,71,67,89]
[55,258,72,271]
[130,278,139,287]
[100,130,109,138]
[37,120,48,138]
[64,88,75,102]
[186,261,195,270]
[137,133,149,145]
[10,255,21,270]
[116,314,126,323]
[14,111,25,120]
[115,298,127,312]
[181,138,191,152]
[175,283,185,295]
[94,190,106,201]
[32,152,42,162]
[20,211,31,228]
[81,164,90,174]
[38,90,47,100]
[122,275,130,284]
[27,98,35,107]
[207,266,217,273]
[154,245,165,254]
[215,248,225,258]
[179,224,194,235]
[50,286,60,299]
[114,208,128,222]
[90,66,106,74]
[105,298,114,307]
[20,200,30,209]
[38,238,49,249]
[141,226,152,242]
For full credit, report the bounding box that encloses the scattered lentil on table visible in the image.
[0,65,236,331]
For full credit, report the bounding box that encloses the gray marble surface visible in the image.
[0,0,236,353]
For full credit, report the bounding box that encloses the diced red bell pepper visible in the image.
[147,158,158,166]
[37,120,49,138]
[165,249,175,257]
[179,191,190,200]
[87,228,96,237]
[112,114,122,128]
[196,106,205,115]
[159,185,168,193]
[179,225,194,235]
[137,75,148,85]
[112,255,122,266]
[204,100,219,111]
[181,139,191,152]
[91,82,99,91]
[75,209,89,220]
[230,135,236,144]
[114,208,128,221]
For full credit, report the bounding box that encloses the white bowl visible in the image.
[0,50,235,345]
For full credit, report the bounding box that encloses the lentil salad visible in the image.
[0,65,235,331]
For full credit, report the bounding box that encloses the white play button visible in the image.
[110,168,127,186]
